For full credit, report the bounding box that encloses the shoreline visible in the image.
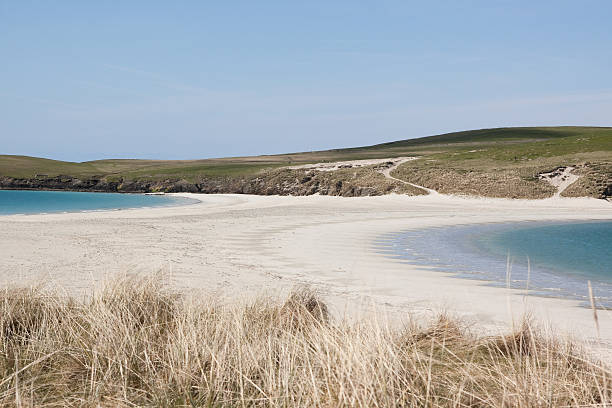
[0,189,202,216]
[376,219,612,308]
[1,192,612,351]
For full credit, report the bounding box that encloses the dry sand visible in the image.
[1,193,612,349]
[539,166,581,197]
[286,156,416,171]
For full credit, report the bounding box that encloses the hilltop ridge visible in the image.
[1,126,611,199]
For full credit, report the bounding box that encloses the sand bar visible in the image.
[1,193,612,348]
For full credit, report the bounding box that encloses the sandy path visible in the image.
[379,157,439,195]
[286,157,413,172]
[1,194,612,350]
[285,155,438,194]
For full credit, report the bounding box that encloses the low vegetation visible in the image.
[1,126,611,198]
[392,127,612,199]
[1,275,610,407]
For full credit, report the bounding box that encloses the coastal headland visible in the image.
[2,126,611,199]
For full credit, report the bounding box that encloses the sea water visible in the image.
[0,190,199,215]
[375,220,612,307]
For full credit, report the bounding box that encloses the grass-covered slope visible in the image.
[1,274,610,407]
[392,127,612,198]
[1,126,611,198]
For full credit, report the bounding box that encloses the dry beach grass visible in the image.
[1,274,611,407]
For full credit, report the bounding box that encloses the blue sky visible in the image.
[1,1,611,161]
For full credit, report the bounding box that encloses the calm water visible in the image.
[0,190,200,215]
[375,220,612,307]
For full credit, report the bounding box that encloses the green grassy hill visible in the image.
[1,126,611,198]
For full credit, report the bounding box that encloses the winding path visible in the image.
[379,157,439,195]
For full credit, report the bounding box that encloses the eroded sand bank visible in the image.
[1,193,611,349]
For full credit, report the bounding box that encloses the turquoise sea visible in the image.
[0,190,199,215]
[375,220,612,307]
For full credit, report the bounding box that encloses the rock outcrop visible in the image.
[0,166,426,197]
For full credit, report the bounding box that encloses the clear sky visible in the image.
[1,1,611,161]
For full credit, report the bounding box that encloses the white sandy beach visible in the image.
[1,193,612,349]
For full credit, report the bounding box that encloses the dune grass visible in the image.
[1,274,610,407]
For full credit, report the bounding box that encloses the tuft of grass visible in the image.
[0,275,610,407]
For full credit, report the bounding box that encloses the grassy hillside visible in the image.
[391,127,612,198]
[1,126,611,198]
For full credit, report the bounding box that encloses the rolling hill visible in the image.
[1,126,611,199]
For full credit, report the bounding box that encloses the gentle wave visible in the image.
[375,220,612,308]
